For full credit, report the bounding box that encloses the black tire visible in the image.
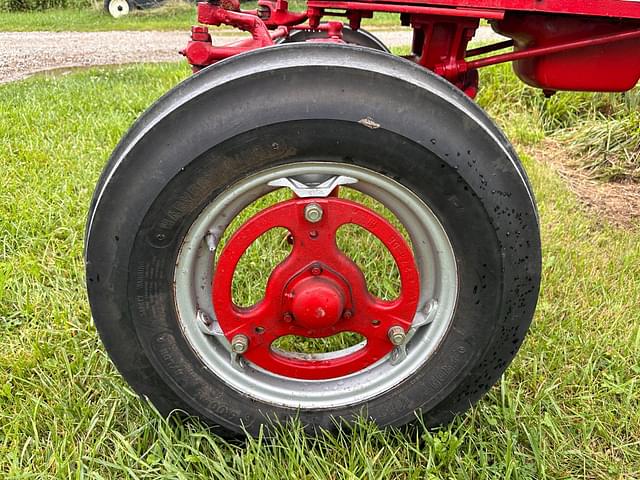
[280,26,390,52]
[85,44,541,437]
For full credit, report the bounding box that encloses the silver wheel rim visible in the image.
[108,0,130,17]
[174,162,458,409]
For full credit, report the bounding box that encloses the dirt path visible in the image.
[0,27,504,84]
[529,141,640,228]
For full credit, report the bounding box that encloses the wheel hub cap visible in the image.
[289,276,345,330]
[212,197,420,380]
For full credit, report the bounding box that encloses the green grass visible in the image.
[477,61,640,182]
[0,3,197,31]
[0,1,400,31]
[1,62,639,478]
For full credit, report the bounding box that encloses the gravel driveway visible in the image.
[0,27,503,84]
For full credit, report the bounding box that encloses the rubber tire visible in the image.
[280,26,390,52]
[104,0,133,17]
[85,44,541,437]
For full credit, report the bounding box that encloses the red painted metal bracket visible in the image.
[258,0,308,27]
[181,2,290,69]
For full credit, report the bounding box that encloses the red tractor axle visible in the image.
[182,0,640,97]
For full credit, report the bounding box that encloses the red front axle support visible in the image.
[181,0,640,95]
[212,197,420,380]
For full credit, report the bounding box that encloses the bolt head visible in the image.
[388,326,406,346]
[197,310,212,326]
[304,203,323,223]
[231,334,249,354]
[310,266,323,276]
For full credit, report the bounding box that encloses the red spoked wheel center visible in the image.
[212,197,420,380]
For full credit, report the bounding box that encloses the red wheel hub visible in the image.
[289,277,345,330]
[212,197,420,380]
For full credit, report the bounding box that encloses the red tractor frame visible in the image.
[183,0,640,95]
[85,0,640,437]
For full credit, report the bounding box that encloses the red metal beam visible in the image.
[307,1,505,18]
[464,28,640,70]
[309,0,640,19]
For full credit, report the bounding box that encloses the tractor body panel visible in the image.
[494,13,640,91]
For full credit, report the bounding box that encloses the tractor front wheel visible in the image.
[85,45,541,437]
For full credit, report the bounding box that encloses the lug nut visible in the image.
[231,334,249,354]
[304,203,323,223]
[388,326,406,346]
[197,309,212,326]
